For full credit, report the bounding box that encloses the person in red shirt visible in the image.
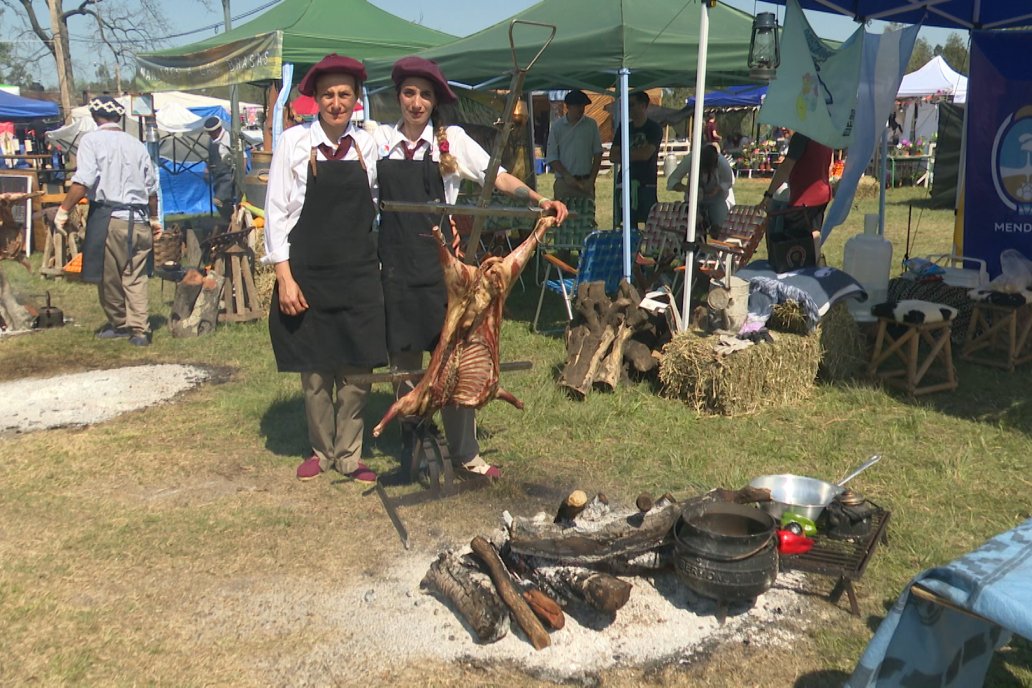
[704,113,721,146]
[759,131,833,268]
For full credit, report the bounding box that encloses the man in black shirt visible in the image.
[610,90,663,225]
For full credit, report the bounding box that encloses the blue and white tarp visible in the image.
[962,30,1032,277]
[758,0,863,149]
[821,24,919,240]
[847,518,1032,688]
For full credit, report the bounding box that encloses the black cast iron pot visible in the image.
[673,501,775,562]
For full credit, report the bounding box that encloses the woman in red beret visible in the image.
[263,53,386,483]
[374,56,567,480]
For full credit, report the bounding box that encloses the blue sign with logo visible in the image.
[963,31,1032,277]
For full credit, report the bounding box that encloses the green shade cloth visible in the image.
[137,0,455,90]
[365,0,757,91]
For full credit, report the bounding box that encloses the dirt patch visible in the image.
[0,364,211,435]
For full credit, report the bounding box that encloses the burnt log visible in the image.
[421,550,508,643]
[170,269,224,338]
[508,501,683,565]
[559,279,649,397]
[543,568,632,617]
[508,488,763,566]
[470,535,551,650]
[522,588,565,630]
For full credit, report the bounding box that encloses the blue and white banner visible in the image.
[963,30,1032,277]
[758,0,863,149]
[822,24,918,240]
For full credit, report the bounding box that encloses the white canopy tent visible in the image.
[48,102,212,162]
[896,56,967,155]
[897,55,967,103]
[68,90,260,122]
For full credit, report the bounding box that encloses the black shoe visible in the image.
[128,334,151,347]
[96,325,132,340]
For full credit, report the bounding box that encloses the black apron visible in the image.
[268,157,386,372]
[377,154,454,353]
[81,200,151,284]
[208,139,235,203]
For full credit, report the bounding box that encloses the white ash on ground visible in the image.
[196,545,818,686]
[0,364,211,435]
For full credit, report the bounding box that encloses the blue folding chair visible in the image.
[532,228,640,333]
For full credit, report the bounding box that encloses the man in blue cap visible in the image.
[55,95,160,347]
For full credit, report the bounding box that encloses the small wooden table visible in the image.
[781,509,891,616]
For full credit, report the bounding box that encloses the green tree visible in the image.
[0,42,32,88]
[908,36,933,72]
[940,32,969,74]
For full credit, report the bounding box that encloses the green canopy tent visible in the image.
[137,0,456,91]
[364,0,756,92]
[365,0,756,293]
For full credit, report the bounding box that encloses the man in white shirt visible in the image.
[54,95,160,347]
[263,53,386,484]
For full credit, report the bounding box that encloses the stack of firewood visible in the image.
[559,280,673,398]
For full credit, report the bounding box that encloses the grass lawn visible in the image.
[0,173,1030,686]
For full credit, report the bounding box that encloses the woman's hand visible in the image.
[541,198,569,224]
[274,262,309,316]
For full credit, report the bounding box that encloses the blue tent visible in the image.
[0,90,60,120]
[778,1,1028,30]
[687,84,767,109]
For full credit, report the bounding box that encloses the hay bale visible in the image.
[770,301,808,334]
[659,328,821,416]
[818,302,869,381]
[853,175,880,202]
[252,228,275,310]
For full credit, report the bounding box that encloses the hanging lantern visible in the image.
[748,12,780,81]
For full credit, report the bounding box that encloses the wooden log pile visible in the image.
[559,280,674,399]
[420,487,766,650]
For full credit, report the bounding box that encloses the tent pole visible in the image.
[878,125,888,235]
[680,0,710,330]
[619,68,632,280]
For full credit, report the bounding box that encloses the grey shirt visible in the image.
[71,123,158,220]
[545,114,602,177]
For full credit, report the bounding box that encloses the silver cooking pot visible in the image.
[749,455,881,521]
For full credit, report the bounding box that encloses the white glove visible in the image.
[149,218,163,238]
[54,207,69,235]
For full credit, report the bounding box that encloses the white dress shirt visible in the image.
[373,121,504,204]
[263,120,377,265]
[71,122,158,220]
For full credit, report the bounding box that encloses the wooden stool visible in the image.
[868,301,958,396]
[214,242,263,323]
[961,299,1032,371]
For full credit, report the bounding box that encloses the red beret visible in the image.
[298,53,366,97]
[391,56,457,104]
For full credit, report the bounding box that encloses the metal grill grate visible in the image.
[782,509,891,581]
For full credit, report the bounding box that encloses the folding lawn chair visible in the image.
[634,201,691,292]
[532,228,640,333]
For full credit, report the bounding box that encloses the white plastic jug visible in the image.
[663,154,679,179]
[843,214,893,321]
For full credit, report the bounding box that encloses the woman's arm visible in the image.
[494,172,569,224]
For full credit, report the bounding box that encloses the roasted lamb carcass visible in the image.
[373,214,558,437]
[0,192,41,271]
